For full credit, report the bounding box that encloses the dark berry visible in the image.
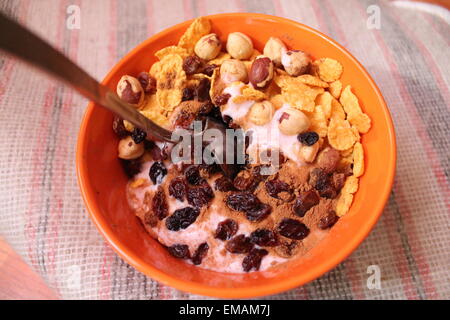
[332,173,346,191]
[169,176,187,201]
[214,219,238,240]
[250,229,278,247]
[226,192,261,213]
[213,93,231,106]
[265,179,292,199]
[137,72,156,94]
[225,235,254,254]
[131,127,147,144]
[275,240,299,258]
[297,131,319,146]
[182,86,196,101]
[186,183,214,208]
[196,78,211,102]
[185,165,204,185]
[168,244,190,259]
[112,117,129,138]
[149,161,167,184]
[245,204,272,222]
[233,173,256,191]
[183,55,203,75]
[174,110,196,129]
[198,101,214,115]
[191,242,209,265]
[201,63,217,77]
[293,190,320,217]
[152,187,168,220]
[277,218,310,240]
[242,248,268,272]
[309,168,329,191]
[121,159,141,178]
[214,176,235,192]
[319,185,338,199]
[165,207,200,231]
[318,210,339,229]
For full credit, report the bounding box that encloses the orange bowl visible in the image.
[76,13,396,298]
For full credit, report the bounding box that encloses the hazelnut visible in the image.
[194,33,222,61]
[220,59,248,84]
[226,32,253,60]
[263,37,287,67]
[281,50,311,76]
[248,100,274,126]
[278,107,310,135]
[299,142,320,163]
[316,147,340,172]
[118,136,144,160]
[249,55,274,88]
[116,75,144,107]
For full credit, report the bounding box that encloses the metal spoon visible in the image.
[0,12,239,178]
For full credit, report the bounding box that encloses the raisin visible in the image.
[165,207,200,231]
[131,127,147,144]
[245,204,272,222]
[274,240,299,258]
[201,63,217,77]
[225,235,254,254]
[174,110,196,129]
[317,148,340,173]
[149,161,167,184]
[214,176,234,192]
[293,190,320,217]
[332,173,346,191]
[121,159,141,178]
[185,165,205,185]
[277,218,310,240]
[309,168,329,191]
[233,174,256,191]
[182,55,203,75]
[198,101,214,115]
[151,187,168,220]
[319,186,338,199]
[297,131,319,146]
[250,229,278,247]
[169,176,187,201]
[137,72,156,94]
[196,78,211,101]
[112,117,129,138]
[186,183,214,208]
[318,210,339,229]
[214,219,238,240]
[242,248,268,272]
[191,242,209,265]
[265,179,292,199]
[168,244,190,259]
[226,192,261,213]
[213,93,231,106]
[182,86,196,101]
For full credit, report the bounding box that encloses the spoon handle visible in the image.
[0,12,174,142]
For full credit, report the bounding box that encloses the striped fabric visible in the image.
[0,0,448,300]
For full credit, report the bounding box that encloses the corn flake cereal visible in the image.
[342,176,359,194]
[178,17,211,53]
[330,98,346,120]
[336,193,353,217]
[329,80,342,98]
[328,117,356,150]
[275,75,323,112]
[233,85,266,103]
[208,52,231,66]
[155,46,189,60]
[315,92,333,119]
[313,58,343,82]
[307,105,328,137]
[130,178,149,189]
[352,142,364,177]
[270,94,284,109]
[297,74,329,88]
[340,85,371,133]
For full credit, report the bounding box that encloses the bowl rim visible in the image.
[76,12,396,298]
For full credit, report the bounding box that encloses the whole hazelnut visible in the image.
[118,136,145,160]
[220,59,248,84]
[281,50,311,76]
[316,147,340,172]
[116,75,144,107]
[249,55,274,88]
[263,37,287,67]
[194,33,222,61]
[278,107,310,135]
[299,142,320,163]
[248,100,274,126]
[226,32,254,60]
